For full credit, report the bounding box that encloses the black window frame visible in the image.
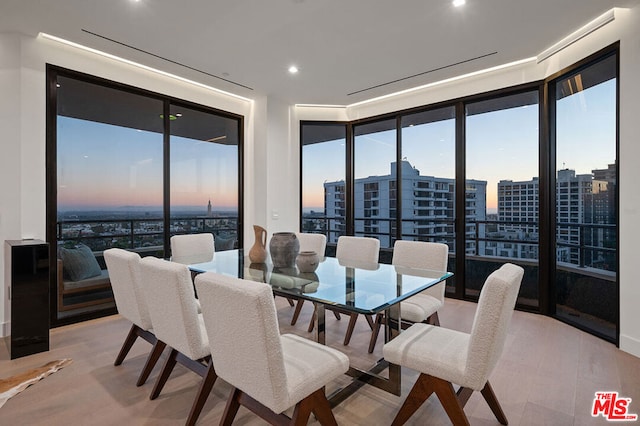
[46,64,244,327]
[299,42,619,345]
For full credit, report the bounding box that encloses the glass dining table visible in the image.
[189,248,453,405]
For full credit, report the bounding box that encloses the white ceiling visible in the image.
[1,0,638,105]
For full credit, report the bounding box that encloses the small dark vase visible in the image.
[269,232,300,268]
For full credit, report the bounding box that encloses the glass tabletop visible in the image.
[190,249,453,315]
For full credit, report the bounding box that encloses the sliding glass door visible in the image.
[169,103,240,251]
[48,66,243,324]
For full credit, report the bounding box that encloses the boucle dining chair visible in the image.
[368,240,449,353]
[383,263,524,426]
[307,235,380,346]
[104,248,165,386]
[170,233,215,264]
[290,232,328,325]
[194,272,349,426]
[139,257,217,426]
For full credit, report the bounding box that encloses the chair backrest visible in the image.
[392,240,448,271]
[464,263,523,390]
[170,233,215,264]
[295,232,327,257]
[139,257,209,360]
[336,236,380,263]
[195,273,288,412]
[392,241,449,302]
[104,248,152,330]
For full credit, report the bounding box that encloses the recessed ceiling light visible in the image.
[453,0,466,7]
[288,65,299,74]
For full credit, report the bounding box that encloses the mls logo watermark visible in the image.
[592,392,638,421]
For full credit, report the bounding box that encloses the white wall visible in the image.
[0,32,255,336]
[0,34,23,336]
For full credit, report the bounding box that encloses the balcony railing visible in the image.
[57,216,239,254]
[302,214,616,275]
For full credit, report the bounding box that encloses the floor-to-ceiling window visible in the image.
[353,119,397,248]
[465,90,540,308]
[551,51,618,340]
[300,122,347,252]
[300,46,618,343]
[400,107,456,292]
[48,66,243,324]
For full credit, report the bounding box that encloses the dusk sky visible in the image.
[303,79,615,213]
[57,78,615,215]
[57,117,238,211]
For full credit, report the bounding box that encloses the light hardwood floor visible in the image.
[1,297,639,425]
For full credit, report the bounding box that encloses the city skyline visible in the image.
[303,80,615,212]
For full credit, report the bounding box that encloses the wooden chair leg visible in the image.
[391,373,435,426]
[307,307,340,333]
[481,381,508,425]
[137,340,167,386]
[427,311,440,326]
[431,376,470,426]
[391,374,470,426]
[343,313,359,345]
[291,394,315,426]
[308,304,317,332]
[186,362,218,426]
[220,387,242,426]
[308,388,338,426]
[364,314,375,330]
[291,300,305,325]
[286,298,295,307]
[368,313,384,353]
[114,324,141,366]
[150,348,178,400]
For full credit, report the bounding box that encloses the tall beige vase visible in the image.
[249,225,268,263]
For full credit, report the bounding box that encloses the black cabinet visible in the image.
[5,240,50,359]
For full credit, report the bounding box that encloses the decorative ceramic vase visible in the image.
[296,250,319,273]
[249,225,268,263]
[269,232,300,268]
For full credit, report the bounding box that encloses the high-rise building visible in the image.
[584,164,616,270]
[488,168,615,269]
[324,161,487,250]
[484,178,540,260]
[556,169,594,265]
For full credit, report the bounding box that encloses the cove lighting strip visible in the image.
[344,56,536,108]
[537,9,616,63]
[295,104,348,109]
[39,32,253,103]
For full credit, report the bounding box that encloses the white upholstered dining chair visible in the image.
[139,257,217,426]
[289,232,328,325]
[368,240,449,353]
[104,248,165,386]
[170,233,215,264]
[306,235,380,346]
[383,263,524,426]
[194,272,349,426]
